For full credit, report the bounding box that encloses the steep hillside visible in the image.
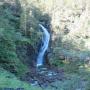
[0,0,90,90]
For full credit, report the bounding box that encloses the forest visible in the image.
[0,0,90,90]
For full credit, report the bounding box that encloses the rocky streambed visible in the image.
[21,66,65,89]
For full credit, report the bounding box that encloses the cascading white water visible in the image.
[36,24,50,67]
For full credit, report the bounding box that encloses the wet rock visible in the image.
[21,66,64,89]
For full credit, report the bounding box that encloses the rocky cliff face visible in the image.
[43,0,90,65]
[18,0,90,66]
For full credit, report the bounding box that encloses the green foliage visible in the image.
[0,2,29,76]
[0,28,28,75]
[0,0,48,78]
[0,68,41,90]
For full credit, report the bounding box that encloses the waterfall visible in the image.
[36,24,50,67]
